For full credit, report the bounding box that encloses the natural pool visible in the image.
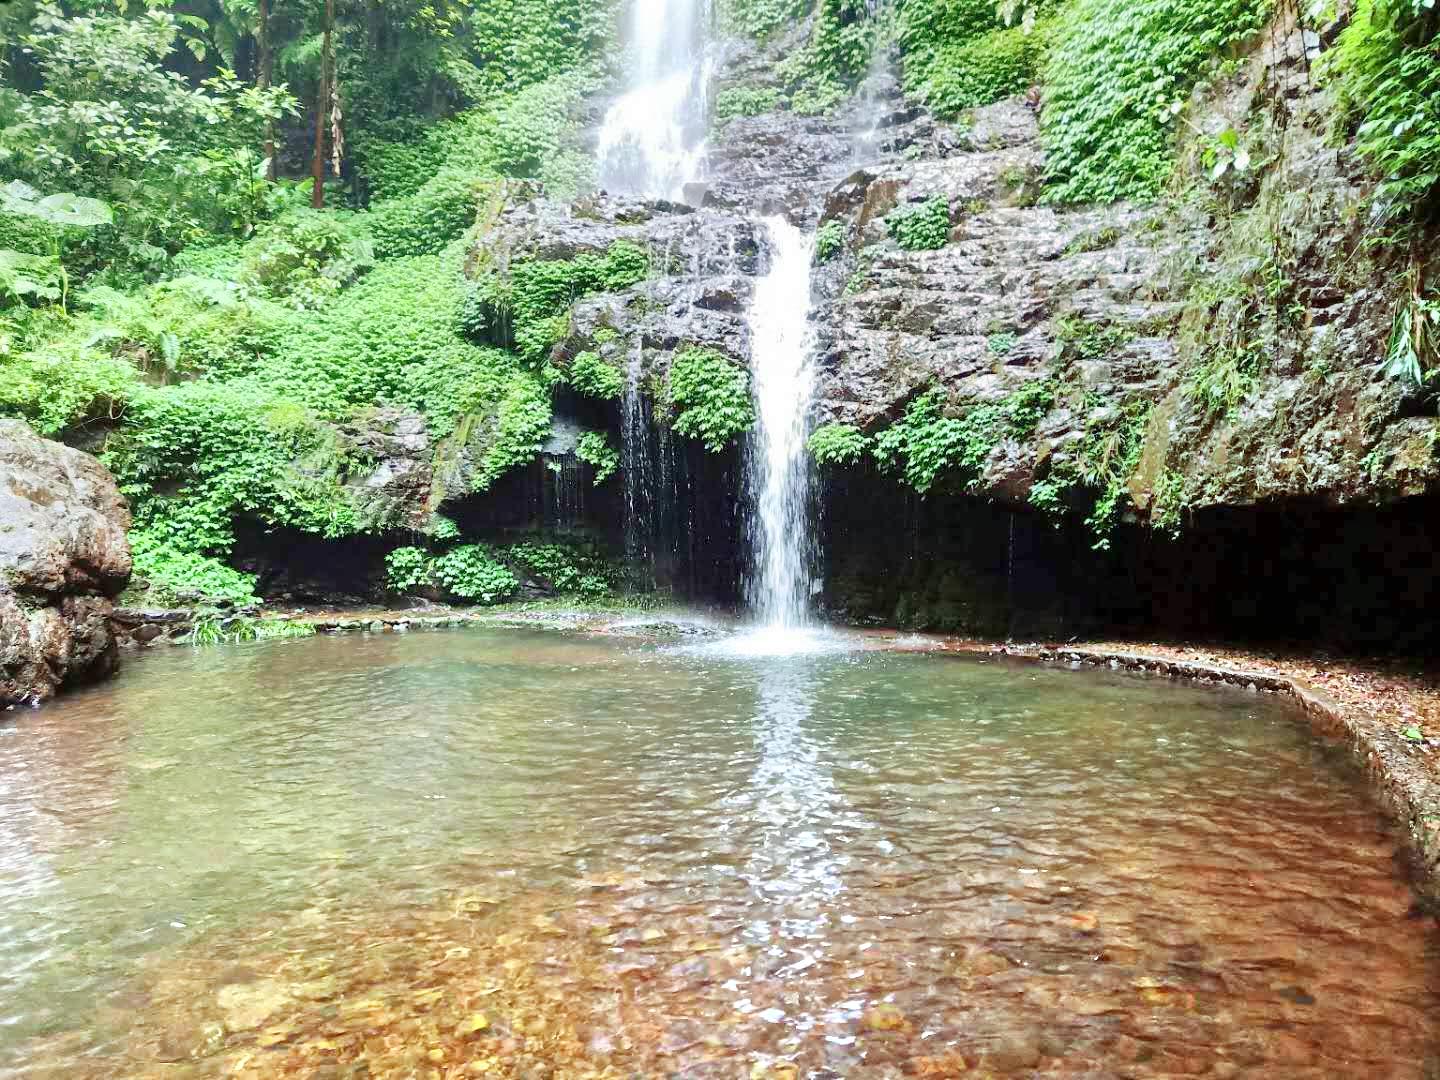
[1,627,1436,1077]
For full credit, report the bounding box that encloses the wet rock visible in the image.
[0,420,131,707]
[339,407,435,529]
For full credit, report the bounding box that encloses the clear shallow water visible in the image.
[1,628,1436,1077]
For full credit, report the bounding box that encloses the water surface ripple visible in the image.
[0,629,1435,1076]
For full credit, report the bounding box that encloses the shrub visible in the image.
[474,376,552,490]
[715,86,783,119]
[1040,0,1271,204]
[128,540,260,608]
[1329,0,1440,223]
[503,537,617,598]
[807,422,870,465]
[367,170,488,259]
[431,544,518,603]
[565,349,624,399]
[666,347,755,452]
[814,219,847,262]
[790,78,849,116]
[474,241,650,363]
[887,196,952,250]
[575,430,620,483]
[385,546,432,592]
[0,345,137,435]
[872,380,1054,492]
[241,209,375,308]
[916,26,1049,116]
[103,382,364,566]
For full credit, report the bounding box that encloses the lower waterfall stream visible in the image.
[744,216,820,634]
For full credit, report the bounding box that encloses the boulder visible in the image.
[0,420,132,707]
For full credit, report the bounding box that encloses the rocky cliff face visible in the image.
[0,420,132,707]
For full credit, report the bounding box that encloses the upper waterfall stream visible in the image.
[596,0,711,200]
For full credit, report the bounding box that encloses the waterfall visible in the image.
[745,217,819,630]
[622,338,655,590]
[597,0,712,201]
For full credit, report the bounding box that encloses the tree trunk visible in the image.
[310,0,333,209]
[259,0,275,181]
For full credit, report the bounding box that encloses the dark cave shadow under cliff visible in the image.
[819,470,1440,654]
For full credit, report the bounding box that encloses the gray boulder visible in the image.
[0,420,132,707]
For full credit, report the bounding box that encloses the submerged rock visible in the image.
[0,419,132,707]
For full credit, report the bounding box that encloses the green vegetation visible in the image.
[1028,397,1151,546]
[0,0,624,602]
[666,347,756,452]
[1329,0,1440,226]
[886,196,952,251]
[1328,0,1440,385]
[872,380,1054,493]
[565,350,625,400]
[185,616,316,646]
[575,431,621,484]
[1040,0,1271,203]
[899,0,1055,117]
[385,532,620,603]
[467,241,649,362]
[715,86,783,119]
[807,422,870,466]
[815,220,848,262]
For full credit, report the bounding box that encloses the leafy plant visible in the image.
[1040,0,1271,203]
[715,86,783,119]
[807,422,870,465]
[576,430,621,484]
[431,544,519,603]
[886,196,952,251]
[565,349,625,399]
[385,546,432,592]
[1328,0,1440,224]
[666,347,756,452]
[815,219,847,262]
[873,380,1054,493]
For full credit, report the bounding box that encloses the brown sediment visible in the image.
[911,635,1440,904]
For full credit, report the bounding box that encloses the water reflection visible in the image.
[732,657,877,1050]
[1,632,1436,1076]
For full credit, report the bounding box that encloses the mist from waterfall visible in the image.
[744,216,819,632]
[596,0,712,201]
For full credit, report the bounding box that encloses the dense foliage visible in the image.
[1039,0,1271,203]
[898,0,1055,117]
[0,0,619,603]
[666,347,756,452]
[887,196,952,251]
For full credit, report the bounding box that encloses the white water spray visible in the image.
[597,0,712,201]
[744,216,819,632]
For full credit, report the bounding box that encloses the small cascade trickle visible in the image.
[744,217,820,630]
[544,455,584,533]
[621,337,656,590]
[849,45,895,166]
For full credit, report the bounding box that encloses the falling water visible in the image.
[596,0,712,201]
[744,217,819,630]
[621,338,655,589]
